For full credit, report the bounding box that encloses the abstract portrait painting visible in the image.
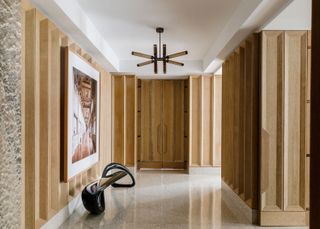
[63,48,100,182]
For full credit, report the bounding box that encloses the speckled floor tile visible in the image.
[59,171,308,229]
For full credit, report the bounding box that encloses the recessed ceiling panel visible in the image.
[76,0,241,60]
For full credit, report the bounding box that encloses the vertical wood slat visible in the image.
[259,30,309,226]
[305,31,311,211]
[112,75,136,167]
[213,76,222,167]
[23,7,114,227]
[39,18,52,220]
[125,76,136,166]
[244,35,259,208]
[201,76,213,166]
[260,31,284,211]
[189,75,220,168]
[50,28,61,212]
[283,31,308,211]
[113,76,125,164]
[221,34,260,212]
[24,8,40,229]
[189,76,201,166]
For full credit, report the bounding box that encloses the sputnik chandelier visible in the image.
[131,27,188,74]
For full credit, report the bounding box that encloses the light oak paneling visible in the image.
[138,80,186,169]
[259,30,310,226]
[139,80,162,167]
[283,31,307,211]
[213,76,222,167]
[125,76,136,166]
[189,76,201,166]
[112,75,137,167]
[261,31,284,211]
[24,8,40,229]
[189,75,221,169]
[23,7,113,228]
[221,34,260,211]
[113,76,125,164]
[162,80,185,167]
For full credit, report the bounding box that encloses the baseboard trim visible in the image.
[188,167,221,175]
[41,194,83,229]
[222,181,258,224]
[260,211,309,227]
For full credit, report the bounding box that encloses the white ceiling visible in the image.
[76,0,241,61]
[32,0,305,77]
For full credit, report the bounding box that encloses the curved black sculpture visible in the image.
[81,163,135,214]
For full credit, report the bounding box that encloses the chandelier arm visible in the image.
[132,51,153,59]
[137,60,154,67]
[167,60,184,66]
[166,51,188,59]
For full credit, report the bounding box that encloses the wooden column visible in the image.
[112,75,137,167]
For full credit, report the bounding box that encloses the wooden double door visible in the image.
[138,80,187,169]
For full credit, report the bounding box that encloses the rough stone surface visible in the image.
[0,0,22,228]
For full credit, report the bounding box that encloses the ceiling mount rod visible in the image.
[156,27,163,58]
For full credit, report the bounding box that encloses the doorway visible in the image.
[137,79,188,169]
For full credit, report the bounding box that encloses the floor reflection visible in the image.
[59,170,308,229]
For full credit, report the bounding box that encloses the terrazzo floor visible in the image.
[60,170,308,229]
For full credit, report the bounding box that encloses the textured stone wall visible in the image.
[0,0,22,228]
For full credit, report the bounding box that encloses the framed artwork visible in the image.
[63,48,100,182]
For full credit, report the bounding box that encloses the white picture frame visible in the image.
[63,48,100,182]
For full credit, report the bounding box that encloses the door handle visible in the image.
[163,124,167,154]
[157,124,161,154]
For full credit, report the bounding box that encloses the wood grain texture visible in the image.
[261,31,284,211]
[113,76,125,164]
[125,76,136,166]
[189,76,201,166]
[259,30,309,226]
[162,80,185,165]
[138,80,186,169]
[24,9,40,229]
[213,76,221,167]
[23,7,113,228]
[221,34,259,211]
[283,31,307,211]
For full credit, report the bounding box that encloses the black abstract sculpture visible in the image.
[81,163,135,214]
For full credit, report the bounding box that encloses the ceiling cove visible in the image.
[32,0,294,77]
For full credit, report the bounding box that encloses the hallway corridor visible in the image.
[59,171,308,229]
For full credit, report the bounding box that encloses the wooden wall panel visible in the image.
[23,7,113,228]
[259,30,310,226]
[189,76,201,166]
[213,76,222,167]
[112,76,124,164]
[261,31,284,211]
[24,9,40,229]
[112,75,136,167]
[283,31,308,211]
[189,75,221,168]
[244,35,259,208]
[221,34,259,212]
[201,77,213,166]
[162,80,185,165]
[125,76,136,166]
[138,80,186,169]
